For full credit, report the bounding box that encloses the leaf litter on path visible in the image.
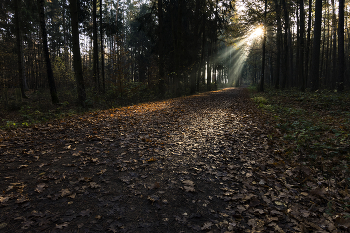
[0,88,347,232]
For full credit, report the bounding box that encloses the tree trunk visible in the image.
[305,0,312,87]
[281,0,289,89]
[310,0,322,91]
[158,0,165,97]
[299,0,305,91]
[331,0,337,89]
[93,0,99,91]
[38,0,59,104]
[338,0,345,92]
[14,0,28,99]
[100,0,105,93]
[69,0,86,106]
[325,6,331,87]
[259,0,267,92]
[274,0,282,89]
[207,41,212,91]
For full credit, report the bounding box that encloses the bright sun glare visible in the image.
[251,26,264,38]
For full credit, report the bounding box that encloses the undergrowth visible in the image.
[250,87,350,183]
[0,82,217,130]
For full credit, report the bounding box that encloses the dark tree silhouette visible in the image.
[38,0,59,104]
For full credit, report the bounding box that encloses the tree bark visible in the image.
[310,0,322,91]
[305,0,312,87]
[69,0,86,106]
[14,0,28,99]
[259,0,267,92]
[100,0,105,93]
[299,0,305,91]
[274,0,282,89]
[338,0,345,92]
[158,0,165,97]
[281,0,289,89]
[38,0,59,104]
[93,0,99,91]
[331,0,337,89]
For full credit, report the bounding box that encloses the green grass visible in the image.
[250,87,350,181]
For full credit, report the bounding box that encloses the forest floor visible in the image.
[0,87,349,232]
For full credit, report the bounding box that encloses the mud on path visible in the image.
[0,88,345,232]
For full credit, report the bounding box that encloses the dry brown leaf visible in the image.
[89,182,101,189]
[61,189,71,197]
[35,183,46,193]
[56,222,69,229]
[201,222,213,230]
[184,186,195,192]
[0,196,10,203]
[182,180,194,186]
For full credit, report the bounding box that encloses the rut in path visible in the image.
[0,88,342,232]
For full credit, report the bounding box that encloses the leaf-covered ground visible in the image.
[0,88,349,232]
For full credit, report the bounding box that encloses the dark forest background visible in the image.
[0,0,349,116]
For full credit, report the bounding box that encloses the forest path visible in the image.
[0,88,341,232]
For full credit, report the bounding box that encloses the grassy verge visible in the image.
[0,83,220,130]
[0,85,158,130]
[250,87,350,182]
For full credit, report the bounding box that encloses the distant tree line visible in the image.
[0,0,234,107]
[237,0,348,92]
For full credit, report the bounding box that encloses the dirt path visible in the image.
[0,88,345,232]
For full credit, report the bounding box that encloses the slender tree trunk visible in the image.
[100,0,105,93]
[207,40,212,91]
[200,14,206,88]
[331,0,337,89]
[69,0,86,106]
[14,0,28,99]
[296,4,300,88]
[259,0,267,92]
[311,0,322,91]
[38,0,59,104]
[274,0,282,89]
[158,0,165,97]
[320,14,326,86]
[281,0,289,89]
[338,0,345,91]
[93,0,99,91]
[305,0,312,87]
[325,6,331,87]
[299,0,305,91]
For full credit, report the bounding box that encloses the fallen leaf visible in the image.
[79,209,91,216]
[184,186,195,192]
[60,189,71,197]
[201,222,213,230]
[35,183,46,193]
[148,195,159,203]
[237,205,246,213]
[90,182,101,189]
[148,157,156,162]
[248,218,256,227]
[98,169,107,175]
[56,222,69,229]
[182,180,194,186]
[0,196,10,203]
[0,223,7,229]
[16,196,28,203]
